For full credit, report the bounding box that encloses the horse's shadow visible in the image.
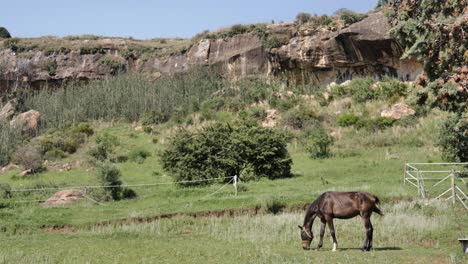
[338,247,402,251]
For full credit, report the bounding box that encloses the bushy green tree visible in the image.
[295,12,312,25]
[160,122,292,185]
[335,9,367,25]
[0,27,11,38]
[301,123,333,159]
[97,162,122,200]
[437,113,468,162]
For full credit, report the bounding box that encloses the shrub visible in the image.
[39,124,93,156]
[99,55,126,74]
[143,126,153,134]
[310,15,333,27]
[128,148,151,163]
[295,12,312,25]
[282,106,318,129]
[88,132,119,161]
[378,79,408,100]
[437,113,468,162]
[356,117,395,131]
[96,162,123,201]
[263,35,288,49]
[0,122,22,166]
[41,60,57,75]
[302,124,333,159]
[140,111,170,125]
[0,184,12,198]
[261,196,286,214]
[0,27,11,38]
[337,113,359,127]
[218,24,249,38]
[44,149,68,161]
[2,38,19,51]
[79,45,105,55]
[348,78,375,102]
[72,123,94,136]
[121,188,137,199]
[336,9,367,25]
[241,107,267,123]
[12,145,43,172]
[160,122,292,185]
[238,79,272,104]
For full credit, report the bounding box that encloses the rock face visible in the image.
[0,12,422,91]
[381,103,415,119]
[272,12,420,84]
[43,189,84,206]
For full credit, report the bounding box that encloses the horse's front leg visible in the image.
[326,217,338,251]
[317,218,326,250]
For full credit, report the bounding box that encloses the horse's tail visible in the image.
[372,195,384,216]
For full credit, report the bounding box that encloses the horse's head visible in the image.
[298,225,313,250]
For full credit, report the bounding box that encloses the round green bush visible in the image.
[337,113,359,127]
[160,122,292,186]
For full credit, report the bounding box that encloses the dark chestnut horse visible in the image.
[298,191,383,251]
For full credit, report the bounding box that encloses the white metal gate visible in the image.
[404,163,468,210]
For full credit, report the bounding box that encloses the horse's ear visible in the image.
[298,225,303,230]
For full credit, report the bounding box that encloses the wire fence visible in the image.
[4,176,239,205]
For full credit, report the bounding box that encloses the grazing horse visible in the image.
[298,191,383,251]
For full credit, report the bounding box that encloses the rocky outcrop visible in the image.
[0,99,16,122]
[43,189,84,206]
[381,103,415,119]
[271,12,421,84]
[10,110,41,133]
[0,12,422,91]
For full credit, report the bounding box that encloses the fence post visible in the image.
[233,175,237,196]
[451,169,456,205]
[416,169,421,197]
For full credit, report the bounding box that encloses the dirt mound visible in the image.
[42,189,84,206]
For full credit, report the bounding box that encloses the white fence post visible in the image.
[451,169,456,205]
[233,175,237,196]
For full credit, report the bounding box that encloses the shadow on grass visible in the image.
[338,247,402,251]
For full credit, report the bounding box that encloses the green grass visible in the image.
[0,93,465,263]
[0,201,466,263]
[0,110,454,230]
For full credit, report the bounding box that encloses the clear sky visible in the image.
[1,0,378,39]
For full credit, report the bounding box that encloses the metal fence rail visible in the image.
[404,163,467,210]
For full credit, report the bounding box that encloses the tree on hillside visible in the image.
[295,12,312,25]
[387,0,467,162]
[0,27,11,38]
[160,122,292,186]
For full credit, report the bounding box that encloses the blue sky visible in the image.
[1,0,378,39]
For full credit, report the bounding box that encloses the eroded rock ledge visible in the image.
[0,12,422,92]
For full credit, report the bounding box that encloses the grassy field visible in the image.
[0,201,466,263]
[0,110,448,229]
[0,109,467,263]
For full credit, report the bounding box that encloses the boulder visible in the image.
[10,110,41,133]
[381,103,415,120]
[0,99,17,122]
[262,109,278,128]
[19,169,33,177]
[42,189,84,206]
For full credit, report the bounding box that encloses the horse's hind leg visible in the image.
[361,215,373,251]
[317,218,326,249]
[326,218,338,251]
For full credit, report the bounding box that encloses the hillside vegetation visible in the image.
[0,1,467,263]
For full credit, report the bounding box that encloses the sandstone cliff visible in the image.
[0,12,422,92]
